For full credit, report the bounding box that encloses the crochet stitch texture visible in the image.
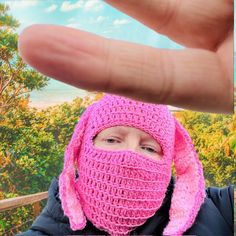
[59,94,205,236]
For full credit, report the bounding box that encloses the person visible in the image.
[17,0,233,114]
[16,95,234,236]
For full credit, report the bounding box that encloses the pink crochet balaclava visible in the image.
[59,94,205,236]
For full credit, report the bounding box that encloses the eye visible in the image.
[104,137,121,144]
[141,146,156,153]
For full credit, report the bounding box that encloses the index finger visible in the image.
[18,25,233,113]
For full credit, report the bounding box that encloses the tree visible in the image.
[0,3,49,114]
[174,111,236,187]
[0,92,103,194]
[234,86,236,111]
[0,93,104,234]
[0,4,50,233]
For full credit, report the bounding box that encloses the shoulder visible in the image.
[206,185,234,226]
[184,185,234,235]
[206,185,234,209]
[20,177,103,235]
[17,177,74,235]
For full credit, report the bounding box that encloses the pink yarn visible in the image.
[59,94,205,235]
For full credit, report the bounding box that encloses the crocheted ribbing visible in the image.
[59,94,205,236]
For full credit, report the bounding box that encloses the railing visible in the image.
[0,191,48,214]
[0,192,48,236]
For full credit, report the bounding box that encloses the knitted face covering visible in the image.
[59,95,205,236]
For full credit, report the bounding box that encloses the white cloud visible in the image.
[89,16,108,24]
[95,16,108,23]
[66,23,80,28]
[60,0,103,12]
[113,19,130,26]
[60,0,84,12]
[84,0,103,12]
[5,0,39,9]
[45,4,58,13]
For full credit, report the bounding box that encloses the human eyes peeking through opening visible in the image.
[93,125,163,161]
[103,136,157,153]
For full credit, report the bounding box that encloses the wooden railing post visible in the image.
[32,201,41,218]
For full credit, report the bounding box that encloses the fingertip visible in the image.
[18,24,40,63]
[18,24,53,65]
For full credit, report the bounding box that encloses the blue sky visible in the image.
[2,0,234,109]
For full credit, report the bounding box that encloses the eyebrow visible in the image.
[141,136,157,142]
[139,131,156,142]
[106,128,157,142]
[105,127,127,135]
[141,137,161,148]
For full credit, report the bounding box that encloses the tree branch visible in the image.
[0,57,15,94]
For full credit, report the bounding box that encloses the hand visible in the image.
[18,0,233,114]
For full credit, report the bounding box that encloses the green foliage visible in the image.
[174,111,236,187]
[234,86,236,111]
[0,200,47,236]
[0,94,100,235]
[0,3,50,234]
[0,97,87,195]
[0,4,19,29]
[0,3,49,114]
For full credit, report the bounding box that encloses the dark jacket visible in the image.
[16,177,234,236]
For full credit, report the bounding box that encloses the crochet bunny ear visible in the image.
[163,119,205,236]
[59,105,94,231]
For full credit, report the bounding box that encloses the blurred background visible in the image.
[0,1,235,235]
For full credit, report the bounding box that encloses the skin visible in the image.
[17,0,233,114]
[93,126,163,161]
